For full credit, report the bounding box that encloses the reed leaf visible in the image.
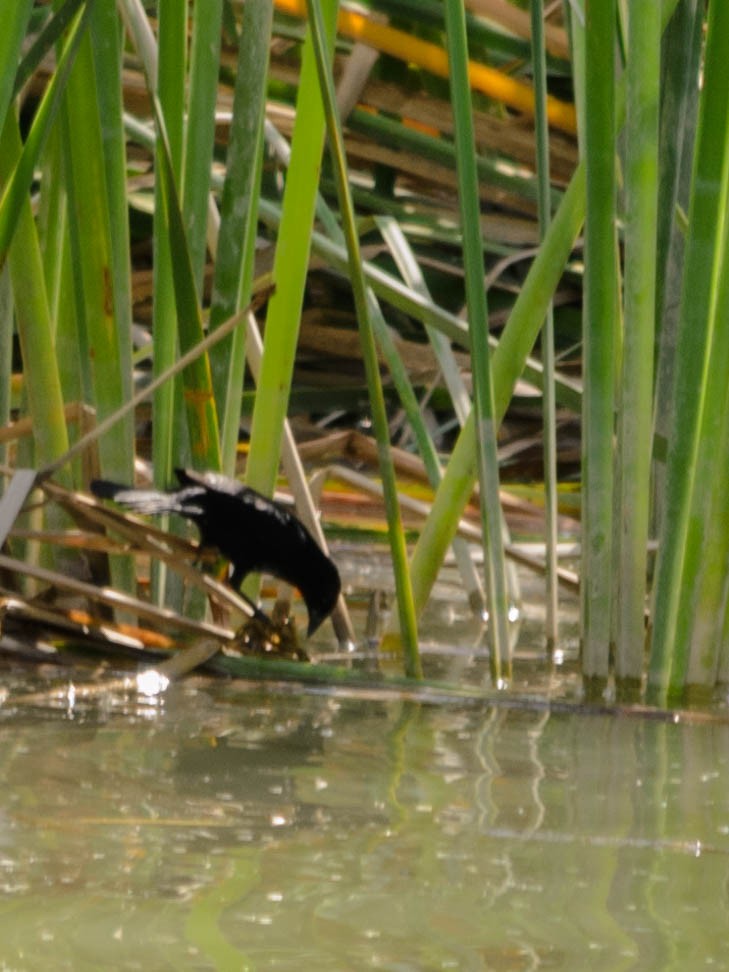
[0,0,33,136]
[254,199,583,412]
[245,0,338,499]
[404,161,586,621]
[0,1,88,270]
[376,216,486,615]
[0,111,69,474]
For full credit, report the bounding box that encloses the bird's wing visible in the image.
[176,469,297,525]
[175,468,247,498]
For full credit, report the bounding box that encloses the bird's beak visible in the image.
[307,609,325,638]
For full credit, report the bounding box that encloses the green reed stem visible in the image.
[0,1,88,270]
[209,0,273,473]
[153,93,221,470]
[304,0,421,675]
[0,0,33,137]
[648,0,729,702]
[152,0,187,494]
[89,1,134,405]
[684,254,729,690]
[614,0,660,687]
[443,0,510,682]
[0,111,69,473]
[182,0,223,290]
[61,26,134,484]
[581,0,617,688]
[530,0,559,648]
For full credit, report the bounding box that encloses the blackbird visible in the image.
[90,468,341,636]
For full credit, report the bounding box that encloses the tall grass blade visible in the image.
[244,314,356,644]
[245,0,338,499]
[209,0,273,473]
[375,218,472,427]
[257,193,581,414]
[303,0,421,675]
[0,2,88,270]
[614,0,660,690]
[0,0,33,135]
[182,0,223,289]
[0,111,69,474]
[152,93,221,470]
[376,216,486,616]
[530,0,559,648]
[61,26,134,484]
[16,1,88,101]
[683,257,729,693]
[648,0,729,702]
[40,295,270,482]
[581,0,617,690]
[652,0,702,535]
[443,0,510,681]
[654,0,702,340]
[151,0,187,496]
[89,1,134,407]
[404,161,586,622]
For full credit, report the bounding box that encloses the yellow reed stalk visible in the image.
[274,0,577,135]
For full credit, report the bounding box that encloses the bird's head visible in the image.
[303,554,342,637]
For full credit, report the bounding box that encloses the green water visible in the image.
[0,676,727,971]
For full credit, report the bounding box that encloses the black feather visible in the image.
[90,468,341,636]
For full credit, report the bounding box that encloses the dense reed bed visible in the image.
[1,0,726,707]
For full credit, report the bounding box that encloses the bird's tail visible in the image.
[90,479,182,516]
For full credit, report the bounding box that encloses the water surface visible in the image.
[0,676,727,971]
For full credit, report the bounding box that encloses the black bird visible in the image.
[90,468,341,636]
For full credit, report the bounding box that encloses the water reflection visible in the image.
[0,684,727,970]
